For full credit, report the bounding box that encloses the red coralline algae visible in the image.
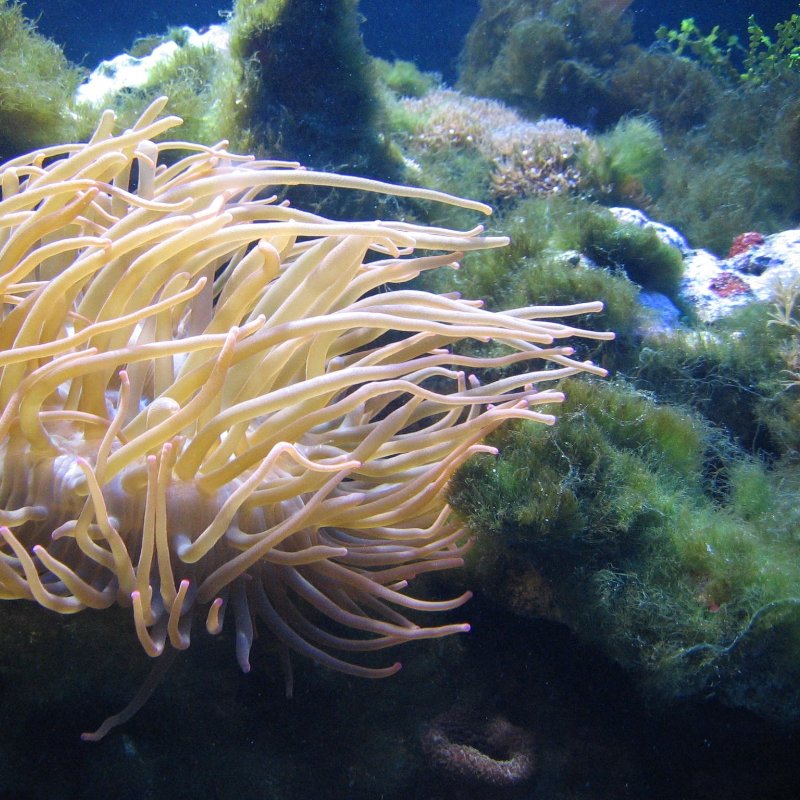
[422,710,536,786]
[728,232,765,258]
[710,271,751,298]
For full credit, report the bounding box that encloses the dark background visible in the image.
[17,0,800,83]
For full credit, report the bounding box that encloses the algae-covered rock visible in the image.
[373,57,440,99]
[0,1,85,159]
[450,377,800,722]
[418,196,682,375]
[74,26,234,147]
[228,0,396,177]
[458,0,635,128]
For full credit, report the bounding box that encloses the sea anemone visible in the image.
[0,98,610,739]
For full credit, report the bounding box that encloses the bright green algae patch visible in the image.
[449,377,800,721]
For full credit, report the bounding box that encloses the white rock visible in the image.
[680,249,751,321]
[609,209,800,322]
[609,207,690,253]
[682,230,800,322]
[75,25,230,106]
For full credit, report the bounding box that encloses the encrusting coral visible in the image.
[396,89,602,203]
[0,97,610,739]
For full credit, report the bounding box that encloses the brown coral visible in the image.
[399,89,601,200]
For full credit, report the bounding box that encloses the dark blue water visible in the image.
[18,0,800,83]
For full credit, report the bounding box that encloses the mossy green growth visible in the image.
[227,0,398,182]
[455,199,682,303]
[655,150,797,257]
[557,204,684,298]
[229,0,287,32]
[79,41,233,148]
[596,116,665,201]
[418,197,642,372]
[373,58,439,99]
[449,377,800,721]
[633,302,796,456]
[610,49,722,136]
[450,379,707,558]
[458,0,634,128]
[0,1,85,160]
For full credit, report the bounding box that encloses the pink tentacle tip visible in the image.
[206,597,224,635]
